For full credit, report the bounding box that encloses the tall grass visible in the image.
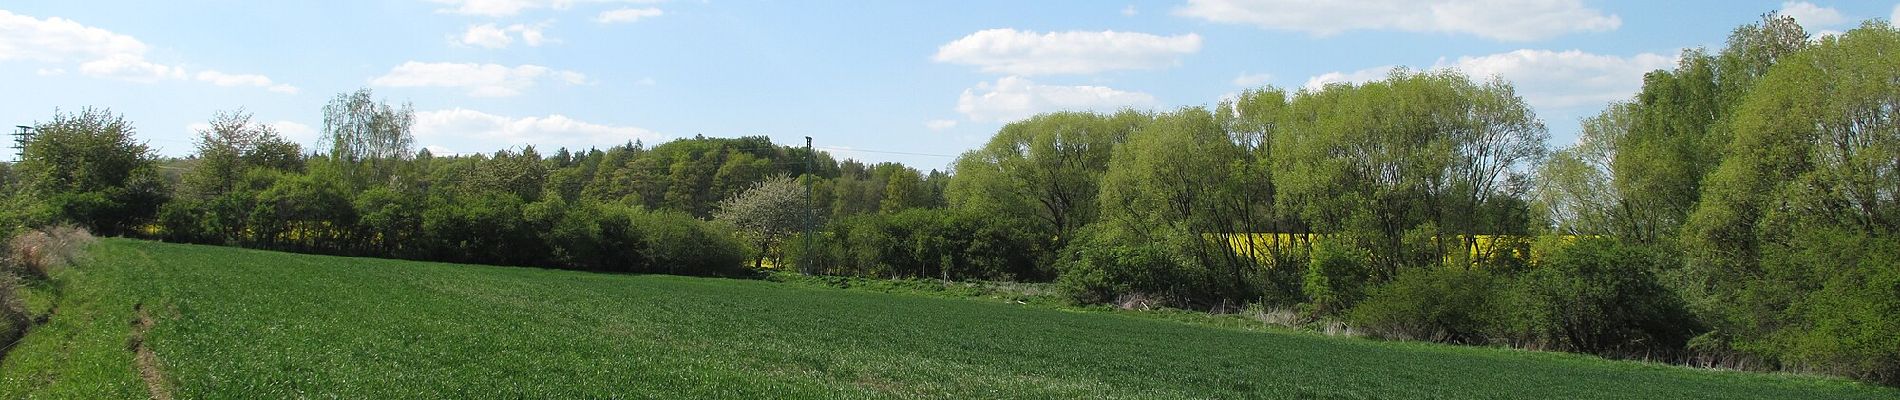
[0,225,96,353]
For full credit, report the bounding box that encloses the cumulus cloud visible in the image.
[956,76,1157,123]
[457,23,549,48]
[1232,72,1272,87]
[272,120,318,145]
[934,29,1202,75]
[1302,66,1396,91]
[1302,49,1676,113]
[1174,0,1621,41]
[1439,49,1675,109]
[77,53,186,82]
[369,62,588,97]
[426,0,663,17]
[596,7,663,24]
[925,119,958,131]
[1,10,292,90]
[0,10,181,81]
[1780,1,1846,28]
[412,108,662,153]
[197,70,300,94]
[1893,4,1899,27]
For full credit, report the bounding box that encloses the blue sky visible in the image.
[2,1,1896,170]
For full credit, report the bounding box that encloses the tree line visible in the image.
[0,13,1893,386]
[798,14,1899,385]
[0,87,952,276]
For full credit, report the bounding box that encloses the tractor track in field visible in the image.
[129,303,171,400]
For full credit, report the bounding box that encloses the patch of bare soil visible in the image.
[128,303,170,400]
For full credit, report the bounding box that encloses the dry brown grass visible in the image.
[0,226,96,357]
[4,225,96,280]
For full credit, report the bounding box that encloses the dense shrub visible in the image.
[14,109,168,236]
[788,209,1046,282]
[1517,238,1696,357]
[1350,267,1510,344]
[631,209,752,276]
[1302,241,1372,315]
[1746,229,1900,384]
[1055,225,1223,307]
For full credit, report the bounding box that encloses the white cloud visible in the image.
[369,62,588,97]
[1122,5,1138,16]
[77,53,186,82]
[272,121,318,145]
[0,10,146,63]
[1302,49,1676,113]
[933,29,1202,75]
[1,10,293,90]
[1780,1,1846,28]
[1438,49,1675,109]
[1302,66,1395,91]
[459,24,512,48]
[196,70,300,94]
[925,119,958,131]
[596,7,663,24]
[412,108,662,153]
[426,0,663,17]
[955,76,1158,123]
[0,10,184,81]
[457,23,550,48]
[1232,72,1272,87]
[1174,0,1620,41]
[1893,4,1899,27]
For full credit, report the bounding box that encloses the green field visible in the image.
[1,239,1892,399]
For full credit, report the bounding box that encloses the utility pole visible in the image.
[802,136,815,275]
[10,126,33,162]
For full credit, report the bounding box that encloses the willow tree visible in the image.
[946,111,1148,257]
[1683,22,1900,384]
[1612,13,1810,243]
[1275,69,1545,277]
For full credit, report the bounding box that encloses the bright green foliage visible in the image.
[1301,241,1372,315]
[1683,21,1900,384]
[14,108,167,236]
[1277,69,1545,279]
[3,240,1894,398]
[1535,102,1630,235]
[1094,108,1255,301]
[947,111,1147,256]
[1610,14,1809,243]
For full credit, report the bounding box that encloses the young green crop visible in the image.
[2,239,1892,399]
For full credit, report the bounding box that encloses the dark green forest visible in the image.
[2,15,1895,385]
